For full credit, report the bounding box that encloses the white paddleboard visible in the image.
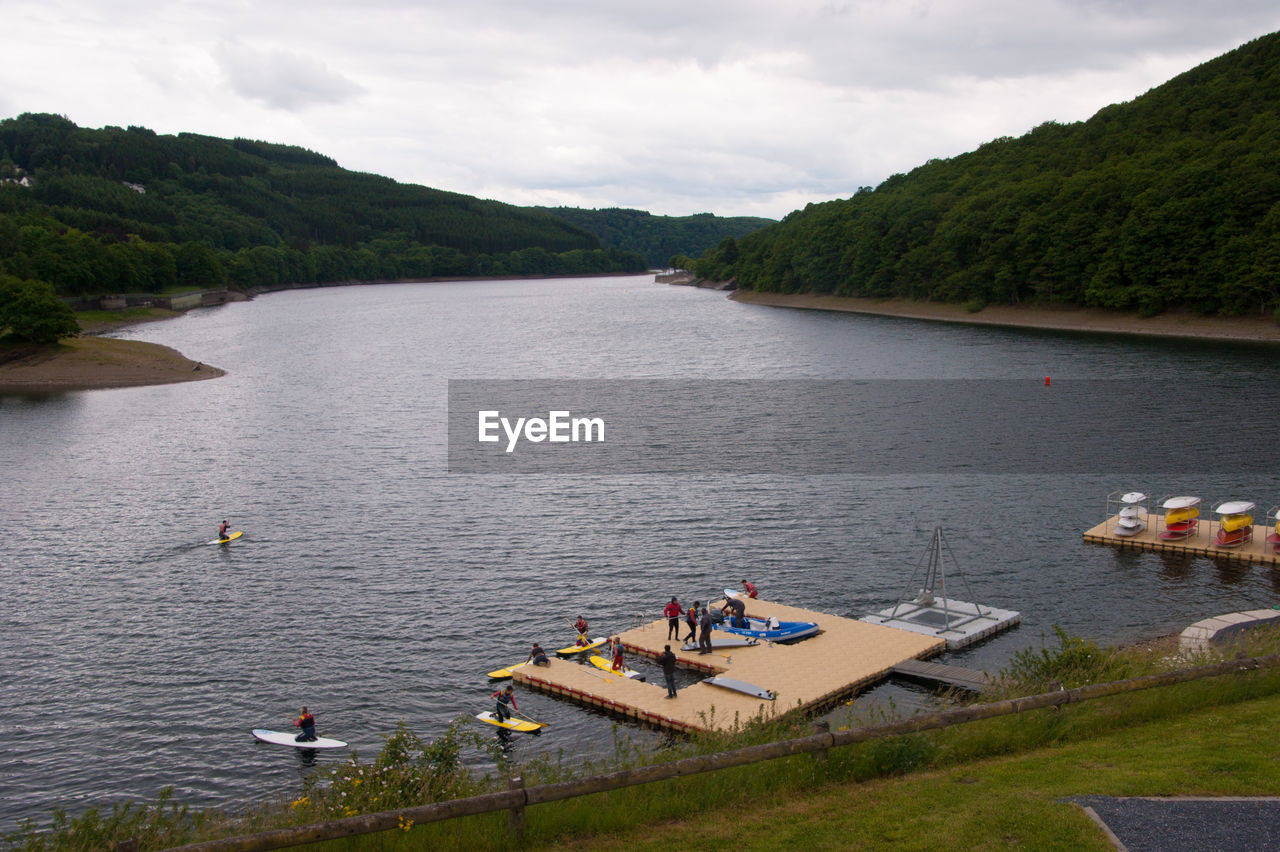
[705,676,776,700]
[252,728,347,749]
[681,636,760,651]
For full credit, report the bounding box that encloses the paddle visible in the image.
[515,711,548,727]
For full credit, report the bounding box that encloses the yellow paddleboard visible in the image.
[587,654,644,679]
[487,661,530,679]
[209,530,243,545]
[556,636,606,656]
[1165,507,1199,525]
[475,712,544,732]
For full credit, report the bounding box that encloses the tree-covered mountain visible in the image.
[534,206,774,268]
[694,31,1280,318]
[0,114,646,298]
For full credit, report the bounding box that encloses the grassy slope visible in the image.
[297,664,1280,852]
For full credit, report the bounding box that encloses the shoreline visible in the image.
[728,290,1280,344]
[0,335,224,393]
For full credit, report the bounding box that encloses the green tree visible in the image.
[0,276,80,343]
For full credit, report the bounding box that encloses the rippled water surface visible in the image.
[3,275,1279,829]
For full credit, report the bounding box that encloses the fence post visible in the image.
[508,776,526,842]
[812,720,830,767]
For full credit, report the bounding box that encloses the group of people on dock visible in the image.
[489,581,760,722]
[664,581,759,647]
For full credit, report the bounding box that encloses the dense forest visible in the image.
[534,207,774,268]
[0,114,648,299]
[693,31,1280,318]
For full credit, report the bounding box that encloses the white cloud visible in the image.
[1,1,1278,217]
[215,41,365,111]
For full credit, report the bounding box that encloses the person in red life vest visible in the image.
[684,601,700,643]
[492,685,518,722]
[293,706,316,742]
[573,615,589,639]
[742,580,758,599]
[663,596,682,639]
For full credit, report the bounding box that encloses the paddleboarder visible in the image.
[293,706,317,742]
[492,685,519,723]
[527,642,550,667]
[218,519,230,541]
[609,637,625,672]
[573,615,589,638]
[663,596,682,639]
[742,580,758,599]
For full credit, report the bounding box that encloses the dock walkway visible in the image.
[890,658,993,692]
[514,597,943,732]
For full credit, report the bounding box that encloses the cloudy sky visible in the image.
[3,2,1278,219]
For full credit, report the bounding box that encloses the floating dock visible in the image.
[1084,515,1280,567]
[861,596,1021,650]
[512,597,945,732]
[890,658,993,692]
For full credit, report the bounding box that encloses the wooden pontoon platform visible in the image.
[513,597,944,732]
[1084,515,1280,567]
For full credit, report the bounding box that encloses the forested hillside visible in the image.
[694,31,1280,317]
[535,207,774,268]
[0,114,646,298]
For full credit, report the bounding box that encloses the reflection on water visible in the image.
[1,276,1278,830]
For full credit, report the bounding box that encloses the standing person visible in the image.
[610,637,625,672]
[527,642,550,666]
[218,519,230,541]
[663,596,682,639]
[684,601,700,643]
[742,580,758,599]
[698,607,713,654]
[657,644,678,698]
[492,685,519,723]
[293,706,316,742]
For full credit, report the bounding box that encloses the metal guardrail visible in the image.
[163,653,1280,852]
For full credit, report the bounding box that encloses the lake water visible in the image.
[2,274,1279,831]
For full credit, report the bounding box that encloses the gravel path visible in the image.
[1070,796,1280,851]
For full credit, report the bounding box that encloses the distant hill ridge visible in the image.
[0,115,765,297]
[535,206,774,268]
[693,30,1280,318]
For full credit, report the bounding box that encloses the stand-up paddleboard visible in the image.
[252,728,347,749]
[209,531,243,545]
[705,676,776,700]
[556,636,606,656]
[587,654,645,680]
[488,661,531,679]
[474,712,544,732]
[681,636,760,651]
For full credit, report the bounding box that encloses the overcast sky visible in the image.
[3,2,1278,219]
